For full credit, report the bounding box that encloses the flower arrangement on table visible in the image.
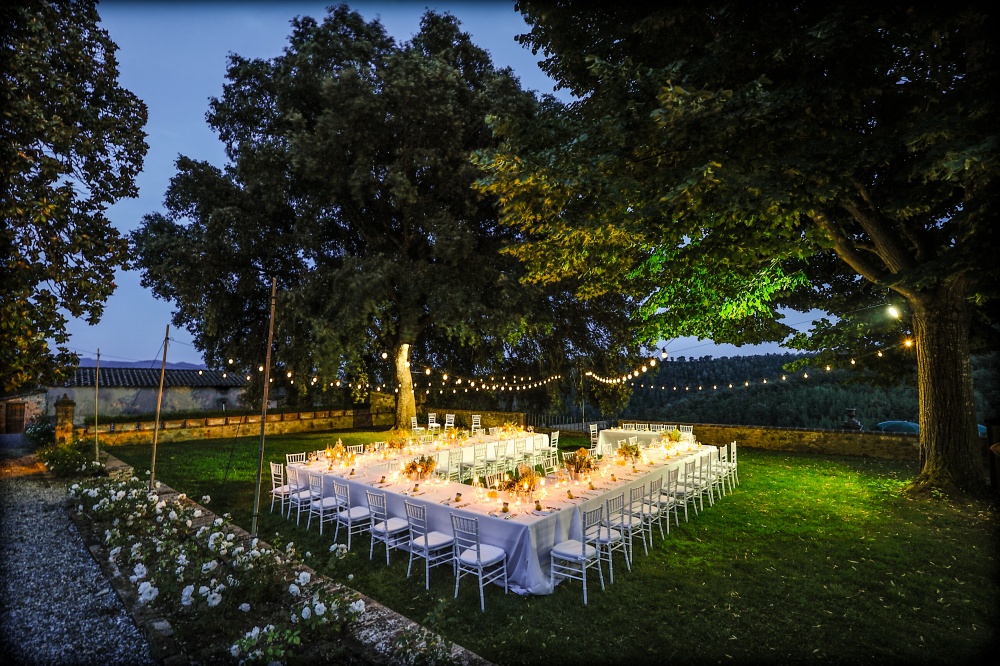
[666,429,682,442]
[402,454,437,480]
[617,441,641,463]
[564,447,595,475]
[386,436,410,451]
[514,464,542,495]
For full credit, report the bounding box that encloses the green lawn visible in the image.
[110,430,999,664]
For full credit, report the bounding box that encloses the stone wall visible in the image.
[48,385,247,426]
[687,422,919,460]
[74,408,395,447]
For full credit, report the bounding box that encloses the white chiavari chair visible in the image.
[450,514,508,612]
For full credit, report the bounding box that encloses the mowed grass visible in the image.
[110,431,999,665]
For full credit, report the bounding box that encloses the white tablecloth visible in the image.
[289,440,713,595]
[597,428,693,453]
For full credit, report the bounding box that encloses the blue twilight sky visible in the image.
[65,0,792,366]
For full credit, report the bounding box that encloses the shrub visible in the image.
[37,439,104,477]
[68,475,365,662]
[24,415,55,448]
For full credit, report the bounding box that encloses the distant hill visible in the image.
[76,357,206,370]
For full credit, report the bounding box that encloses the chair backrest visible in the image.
[680,424,694,434]
[730,441,738,461]
[488,426,498,436]
[648,475,663,500]
[270,461,284,487]
[628,436,638,447]
[333,480,350,508]
[621,423,633,430]
[411,416,419,429]
[286,465,304,490]
[589,423,599,444]
[404,501,429,539]
[484,471,504,489]
[550,431,560,448]
[308,472,323,498]
[445,413,455,427]
[428,413,438,425]
[628,484,645,515]
[666,466,679,492]
[346,444,364,455]
[514,438,526,455]
[662,425,676,433]
[605,492,625,525]
[448,448,463,469]
[718,447,729,464]
[420,434,434,445]
[450,513,483,562]
[286,452,307,464]
[471,414,482,430]
[366,490,388,522]
[700,452,713,479]
[315,450,326,459]
[581,505,605,553]
[473,442,487,461]
[682,460,696,485]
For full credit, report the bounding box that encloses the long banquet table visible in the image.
[289,435,714,595]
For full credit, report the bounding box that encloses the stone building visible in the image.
[0,368,248,435]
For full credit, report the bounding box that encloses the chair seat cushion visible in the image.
[312,496,340,510]
[271,484,291,495]
[410,531,454,551]
[551,539,597,559]
[372,517,408,534]
[338,506,370,521]
[459,544,506,566]
[289,490,314,501]
[584,527,622,544]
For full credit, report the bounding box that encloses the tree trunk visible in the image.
[394,343,415,430]
[907,277,985,495]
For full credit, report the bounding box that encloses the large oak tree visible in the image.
[1,0,147,392]
[132,6,640,427]
[476,3,997,493]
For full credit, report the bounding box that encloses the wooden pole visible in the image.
[94,349,100,462]
[150,326,169,491]
[251,277,277,538]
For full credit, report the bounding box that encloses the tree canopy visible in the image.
[132,5,641,425]
[475,3,997,492]
[1,0,147,392]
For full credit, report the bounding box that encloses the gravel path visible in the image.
[0,454,156,666]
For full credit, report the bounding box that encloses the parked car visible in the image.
[875,420,987,437]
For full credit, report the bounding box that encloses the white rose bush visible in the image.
[69,474,365,663]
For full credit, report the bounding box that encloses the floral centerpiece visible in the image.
[514,464,542,495]
[617,441,641,463]
[402,454,437,480]
[666,429,682,442]
[564,447,595,479]
[386,436,410,451]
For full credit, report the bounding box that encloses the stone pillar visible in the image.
[55,394,76,445]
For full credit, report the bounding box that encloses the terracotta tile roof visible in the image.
[61,368,248,389]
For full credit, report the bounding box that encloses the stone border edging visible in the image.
[71,455,493,666]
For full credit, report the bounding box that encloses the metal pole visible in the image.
[580,368,586,429]
[94,349,100,462]
[150,326,169,491]
[251,277,277,538]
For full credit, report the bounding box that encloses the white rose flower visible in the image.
[288,583,300,596]
[314,602,326,617]
[297,571,311,586]
[301,606,312,620]
[239,603,250,612]
[206,592,222,607]
[229,645,239,658]
[349,599,365,615]
[201,495,211,504]
[181,585,195,606]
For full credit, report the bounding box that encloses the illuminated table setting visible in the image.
[288,438,713,595]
